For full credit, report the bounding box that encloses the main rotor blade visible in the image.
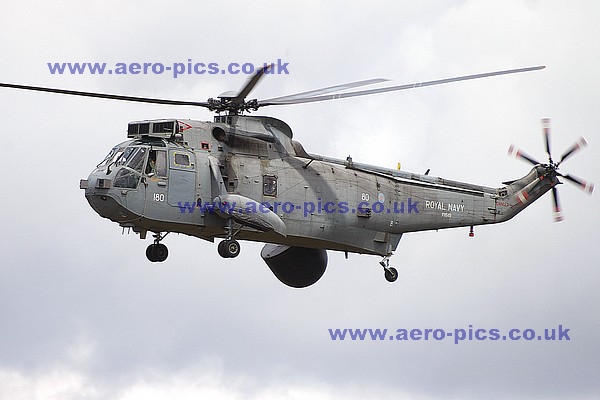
[259,65,545,106]
[560,173,594,194]
[232,64,273,104]
[508,144,541,165]
[262,78,389,102]
[0,82,211,107]
[558,137,587,165]
[552,186,564,222]
[542,118,552,161]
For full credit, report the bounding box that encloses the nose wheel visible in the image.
[146,232,169,262]
[380,255,398,283]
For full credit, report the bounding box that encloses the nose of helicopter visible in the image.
[80,169,130,222]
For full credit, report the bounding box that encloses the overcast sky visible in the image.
[0,1,599,399]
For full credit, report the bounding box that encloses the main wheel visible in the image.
[384,267,398,283]
[146,243,168,262]
[224,240,241,258]
[146,244,157,262]
[154,243,169,262]
[217,240,230,258]
[217,239,241,258]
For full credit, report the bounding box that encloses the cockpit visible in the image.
[95,139,168,189]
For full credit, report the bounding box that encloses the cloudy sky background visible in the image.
[0,1,599,399]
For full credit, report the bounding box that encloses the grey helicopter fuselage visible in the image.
[2,65,588,287]
[82,115,555,262]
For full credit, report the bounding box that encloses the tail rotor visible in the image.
[508,118,593,222]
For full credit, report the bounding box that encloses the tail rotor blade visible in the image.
[542,118,552,161]
[558,137,587,165]
[561,173,594,194]
[508,144,541,166]
[552,187,564,222]
[510,118,592,223]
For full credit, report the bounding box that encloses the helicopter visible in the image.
[0,65,593,288]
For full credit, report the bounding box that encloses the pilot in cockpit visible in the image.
[146,150,156,175]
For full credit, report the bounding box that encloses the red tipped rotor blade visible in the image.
[508,144,541,165]
[542,118,552,160]
[559,137,587,165]
[561,173,594,194]
[552,187,564,222]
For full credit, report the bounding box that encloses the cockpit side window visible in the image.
[113,168,140,189]
[155,150,167,177]
[146,149,167,177]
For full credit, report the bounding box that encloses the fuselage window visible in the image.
[263,175,277,196]
[174,153,190,167]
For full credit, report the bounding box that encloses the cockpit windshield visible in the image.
[97,144,126,168]
[112,146,149,189]
[124,147,147,172]
[116,146,137,167]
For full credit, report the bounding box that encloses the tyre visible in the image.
[384,267,398,282]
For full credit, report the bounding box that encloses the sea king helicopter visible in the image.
[0,65,593,287]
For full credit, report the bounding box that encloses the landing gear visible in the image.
[217,239,241,258]
[146,232,169,262]
[217,219,242,258]
[380,255,398,283]
[384,266,398,282]
[146,243,168,262]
